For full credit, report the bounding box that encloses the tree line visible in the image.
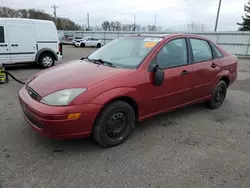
[0,6,164,31]
[0,6,81,30]
[100,21,160,31]
[0,6,217,32]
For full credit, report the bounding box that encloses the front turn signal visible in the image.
[67,113,81,120]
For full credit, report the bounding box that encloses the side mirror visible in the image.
[153,64,164,86]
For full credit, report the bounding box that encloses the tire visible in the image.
[92,101,135,147]
[80,43,85,47]
[97,43,101,48]
[39,53,55,69]
[206,80,227,109]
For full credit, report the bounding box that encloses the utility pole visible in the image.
[87,13,90,31]
[51,4,59,26]
[133,14,136,31]
[154,12,156,31]
[214,0,222,31]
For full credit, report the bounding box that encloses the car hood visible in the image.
[28,60,132,97]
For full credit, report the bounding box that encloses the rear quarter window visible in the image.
[210,43,224,58]
[0,26,4,43]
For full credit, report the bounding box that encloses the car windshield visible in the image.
[87,37,162,69]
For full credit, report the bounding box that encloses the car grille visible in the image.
[23,109,43,129]
[26,86,41,101]
[20,99,43,129]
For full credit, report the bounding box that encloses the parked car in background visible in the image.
[71,38,81,44]
[74,37,103,48]
[0,18,62,68]
[19,34,237,147]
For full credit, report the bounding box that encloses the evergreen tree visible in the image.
[238,1,250,31]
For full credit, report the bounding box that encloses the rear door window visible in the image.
[190,38,212,63]
[0,26,4,43]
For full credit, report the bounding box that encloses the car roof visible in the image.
[0,18,54,24]
[125,33,211,40]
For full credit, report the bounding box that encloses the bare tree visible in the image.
[102,21,111,31]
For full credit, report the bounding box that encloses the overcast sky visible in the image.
[1,0,247,31]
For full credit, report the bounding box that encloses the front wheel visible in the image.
[206,80,227,109]
[39,53,55,68]
[80,43,85,47]
[92,101,135,147]
[97,43,101,48]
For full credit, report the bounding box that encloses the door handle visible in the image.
[180,70,189,76]
[211,63,218,68]
[11,44,18,47]
[0,44,7,47]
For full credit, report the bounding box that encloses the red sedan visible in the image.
[19,34,238,147]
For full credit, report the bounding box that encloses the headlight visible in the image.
[40,88,87,106]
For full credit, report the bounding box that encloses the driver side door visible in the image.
[145,38,195,115]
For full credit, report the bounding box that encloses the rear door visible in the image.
[146,38,195,114]
[88,38,95,46]
[92,38,99,46]
[0,22,11,64]
[188,38,221,100]
[7,21,36,63]
[85,38,91,46]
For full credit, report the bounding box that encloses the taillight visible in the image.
[58,43,61,53]
[58,43,62,55]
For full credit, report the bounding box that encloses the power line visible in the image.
[52,0,218,29]
[117,0,216,16]
[56,0,116,7]
[59,0,216,19]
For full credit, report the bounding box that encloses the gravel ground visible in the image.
[1,45,250,188]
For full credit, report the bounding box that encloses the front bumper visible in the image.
[75,43,80,47]
[18,86,102,139]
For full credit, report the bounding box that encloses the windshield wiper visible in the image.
[81,57,101,65]
[91,59,116,68]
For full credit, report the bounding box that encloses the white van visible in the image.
[0,18,62,68]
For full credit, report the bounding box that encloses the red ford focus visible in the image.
[19,34,238,147]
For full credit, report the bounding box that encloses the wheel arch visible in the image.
[216,70,231,86]
[90,87,147,123]
[35,48,58,62]
[220,75,230,87]
[104,96,139,122]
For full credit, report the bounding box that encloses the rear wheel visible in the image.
[206,80,227,109]
[39,53,55,68]
[80,43,85,47]
[97,43,101,48]
[92,101,135,147]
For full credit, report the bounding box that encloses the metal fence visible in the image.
[58,30,250,57]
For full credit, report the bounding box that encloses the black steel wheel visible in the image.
[97,43,101,48]
[80,43,85,47]
[92,101,135,147]
[106,112,127,140]
[206,80,227,109]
